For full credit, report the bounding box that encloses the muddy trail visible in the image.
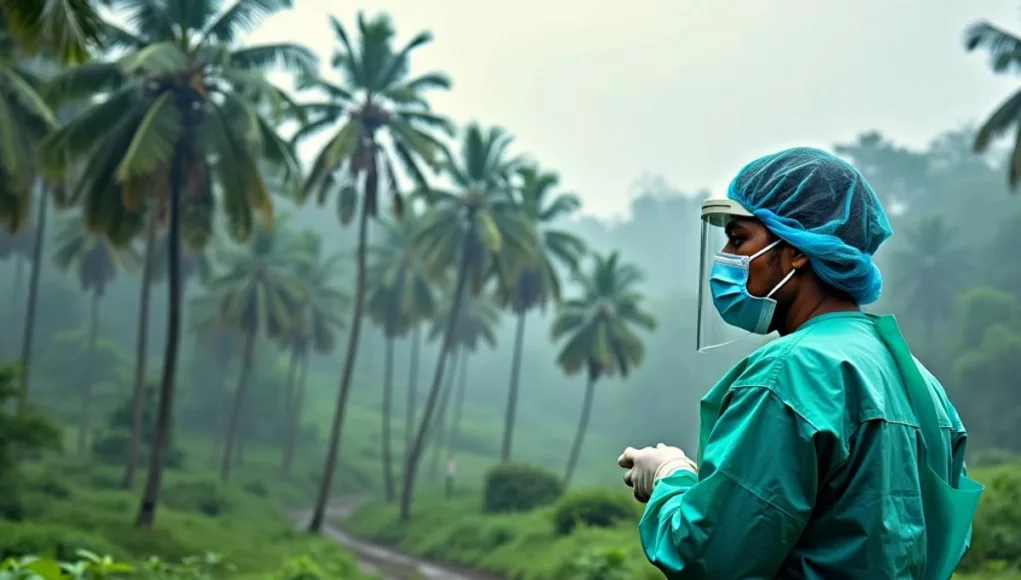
[291,497,503,580]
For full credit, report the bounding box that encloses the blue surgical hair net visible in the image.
[727,147,893,305]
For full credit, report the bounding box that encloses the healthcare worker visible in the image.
[617,147,983,579]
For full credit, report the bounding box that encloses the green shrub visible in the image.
[161,479,235,517]
[552,488,638,535]
[562,546,632,580]
[0,522,125,562]
[483,463,563,514]
[91,430,184,469]
[31,472,72,500]
[243,480,269,498]
[960,467,1021,572]
[271,545,363,579]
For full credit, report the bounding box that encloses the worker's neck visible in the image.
[778,285,860,336]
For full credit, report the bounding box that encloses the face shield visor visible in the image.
[696,198,756,352]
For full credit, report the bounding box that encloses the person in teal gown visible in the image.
[618,148,982,579]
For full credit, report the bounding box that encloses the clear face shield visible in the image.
[696,198,755,352]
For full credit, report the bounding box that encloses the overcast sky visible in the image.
[247,0,1021,220]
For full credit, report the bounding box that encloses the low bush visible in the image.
[960,466,1021,572]
[0,521,126,562]
[552,488,639,535]
[91,430,184,469]
[270,545,364,579]
[160,479,237,517]
[483,463,563,514]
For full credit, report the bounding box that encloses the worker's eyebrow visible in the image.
[725,221,746,236]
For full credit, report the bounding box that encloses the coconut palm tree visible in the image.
[121,211,158,490]
[122,222,215,490]
[400,123,537,520]
[965,17,1021,188]
[426,292,499,482]
[552,251,656,486]
[39,0,310,528]
[209,217,303,483]
[15,189,50,412]
[1,0,108,64]
[0,220,34,335]
[280,231,349,478]
[497,163,586,461]
[187,291,238,467]
[888,216,969,345]
[297,11,454,532]
[51,216,139,456]
[366,213,438,500]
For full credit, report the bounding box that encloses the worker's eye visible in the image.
[728,235,745,248]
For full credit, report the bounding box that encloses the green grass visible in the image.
[344,490,662,580]
[1,458,372,579]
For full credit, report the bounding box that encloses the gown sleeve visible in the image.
[638,385,820,579]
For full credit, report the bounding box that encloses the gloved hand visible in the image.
[618,443,697,503]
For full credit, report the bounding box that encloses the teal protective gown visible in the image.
[640,312,975,579]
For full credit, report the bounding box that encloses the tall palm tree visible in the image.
[121,210,158,490]
[187,291,238,466]
[16,188,50,411]
[1,0,108,64]
[0,19,58,234]
[965,18,1021,188]
[122,223,214,490]
[40,0,310,528]
[426,292,499,481]
[552,251,656,486]
[52,216,139,456]
[280,231,349,478]
[0,220,34,335]
[297,12,453,533]
[888,216,969,345]
[400,123,537,520]
[210,217,302,483]
[366,213,438,500]
[497,163,585,461]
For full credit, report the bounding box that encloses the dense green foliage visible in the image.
[4,1,1021,578]
[552,489,638,536]
[483,463,564,514]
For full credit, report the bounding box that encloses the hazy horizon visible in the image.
[242,0,1021,220]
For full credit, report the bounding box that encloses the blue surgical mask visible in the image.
[709,239,797,334]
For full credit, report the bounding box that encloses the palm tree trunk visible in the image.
[500,312,527,461]
[18,186,48,412]
[10,255,24,337]
[399,232,472,521]
[447,355,469,459]
[381,337,397,501]
[77,291,100,456]
[403,325,421,457]
[209,359,229,468]
[135,142,187,528]
[122,213,158,490]
[564,377,596,487]
[279,348,300,464]
[282,353,308,478]
[308,191,372,533]
[221,330,257,482]
[428,348,460,483]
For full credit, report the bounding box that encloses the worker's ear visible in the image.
[786,245,809,271]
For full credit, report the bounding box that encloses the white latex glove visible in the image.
[617,443,697,503]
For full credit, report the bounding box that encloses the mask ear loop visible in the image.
[746,239,783,263]
[766,267,797,299]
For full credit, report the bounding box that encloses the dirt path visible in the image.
[290,497,502,580]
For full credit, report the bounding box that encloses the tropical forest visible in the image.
[2,1,1021,579]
